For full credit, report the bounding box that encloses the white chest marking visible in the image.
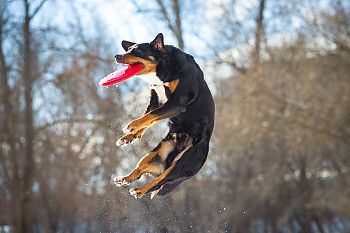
[138,72,163,85]
[153,85,168,104]
[138,72,169,103]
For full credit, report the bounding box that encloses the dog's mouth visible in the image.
[127,62,145,70]
[118,59,147,73]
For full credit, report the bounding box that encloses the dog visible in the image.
[113,33,215,198]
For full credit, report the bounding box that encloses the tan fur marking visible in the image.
[126,105,180,134]
[120,137,176,183]
[123,163,164,183]
[136,151,157,166]
[158,140,175,161]
[119,54,156,75]
[121,151,158,183]
[147,56,155,62]
[128,113,159,131]
[144,164,165,176]
[165,79,179,93]
[139,61,156,74]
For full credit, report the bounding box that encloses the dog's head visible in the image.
[115,33,166,75]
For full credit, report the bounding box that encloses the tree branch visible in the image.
[29,0,48,19]
[156,0,175,33]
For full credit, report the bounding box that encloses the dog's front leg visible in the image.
[123,99,186,134]
[123,82,198,134]
[117,89,159,146]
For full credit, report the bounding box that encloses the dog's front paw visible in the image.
[123,119,145,134]
[114,176,130,187]
[116,128,146,147]
[116,134,135,147]
[129,187,145,199]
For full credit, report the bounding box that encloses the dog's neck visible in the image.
[138,72,167,86]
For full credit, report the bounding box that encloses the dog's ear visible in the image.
[150,33,165,53]
[122,40,136,51]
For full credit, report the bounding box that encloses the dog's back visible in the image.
[158,46,215,136]
[150,46,215,195]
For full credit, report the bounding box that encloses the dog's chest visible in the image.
[138,72,163,85]
[152,85,169,104]
[139,73,169,104]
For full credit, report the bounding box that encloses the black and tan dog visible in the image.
[114,33,215,198]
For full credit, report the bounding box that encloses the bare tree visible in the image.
[0,1,22,232]
[253,0,266,66]
[22,1,48,232]
[155,0,184,49]
[132,0,203,50]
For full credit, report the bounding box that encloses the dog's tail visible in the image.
[157,180,184,196]
[149,180,184,198]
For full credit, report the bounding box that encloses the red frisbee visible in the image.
[98,63,143,86]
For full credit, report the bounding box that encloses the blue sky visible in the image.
[7,0,333,55]
[8,0,175,44]
[7,0,224,61]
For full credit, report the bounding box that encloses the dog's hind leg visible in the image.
[129,140,192,198]
[114,135,176,186]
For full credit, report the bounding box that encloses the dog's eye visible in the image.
[133,49,144,56]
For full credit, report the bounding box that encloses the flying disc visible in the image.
[98,63,143,86]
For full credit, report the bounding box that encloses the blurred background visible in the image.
[1,0,350,232]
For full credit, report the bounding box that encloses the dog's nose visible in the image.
[115,54,122,60]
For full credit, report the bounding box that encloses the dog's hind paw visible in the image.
[129,188,144,199]
[114,176,130,187]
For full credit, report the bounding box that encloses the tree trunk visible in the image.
[22,0,35,232]
[172,0,184,50]
[313,215,326,233]
[0,8,23,233]
[156,0,185,50]
[298,160,313,233]
[253,0,265,66]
